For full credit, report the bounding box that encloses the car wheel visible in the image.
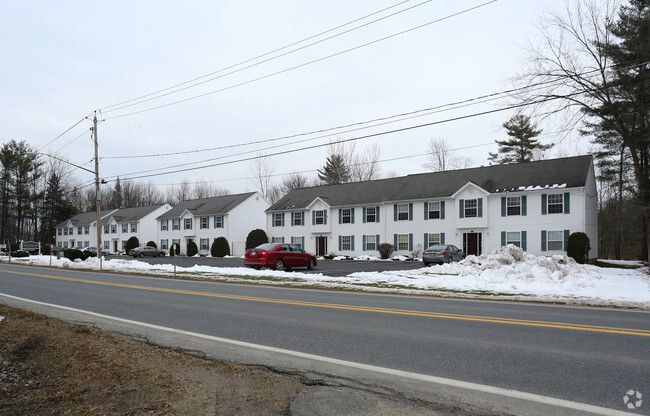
[423,262,430,267]
[446,257,452,264]
[139,253,145,258]
[274,259,284,271]
[307,258,315,270]
[159,252,164,257]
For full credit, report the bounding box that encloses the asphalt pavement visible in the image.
[0,263,647,415]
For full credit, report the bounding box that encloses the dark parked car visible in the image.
[422,244,464,266]
[244,243,317,271]
[129,246,166,258]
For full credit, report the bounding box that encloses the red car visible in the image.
[244,243,317,271]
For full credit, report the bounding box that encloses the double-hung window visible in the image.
[365,207,376,223]
[507,197,521,216]
[77,227,82,235]
[364,235,377,251]
[172,219,180,230]
[291,236,303,249]
[111,224,117,234]
[200,217,209,229]
[160,220,168,231]
[397,204,409,221]
[122,224,128,233]
[131,223,137,233]
[506,231,521,247]
[426,233,441,246]
[341,236,352,251]
[184,218,192,230]
[397,234,409,251]
[341,208,351,224]
[104,225,109,234]
[160,239,168,250]
[292,212,303,226]
[548,194,563,214]
[200,238,209,251]
[314,210,325,225]
[84,226,89,235]
[214,216,223,228]
[547,231,563,250]
[273,213,283,227]
[464,199,478,218]
[428,202,441,219]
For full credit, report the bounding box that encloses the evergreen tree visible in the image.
[40,172,76,244]
[488,115,551,164]
[317,154,350,184]
[584,0,650,259]
[113,176,123,209]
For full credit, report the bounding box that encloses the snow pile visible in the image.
[347,245,647,304]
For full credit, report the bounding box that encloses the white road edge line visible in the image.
[0,293,632,416]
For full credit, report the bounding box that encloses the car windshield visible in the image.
[255,243,276,250]
[425,245,447,251]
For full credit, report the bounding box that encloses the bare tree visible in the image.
[423,137,472,171]
[350,143,382,182]
[166,179,193,205]
[249,154,276,203]
[192,179,230,199]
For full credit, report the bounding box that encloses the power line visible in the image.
[108,93,567,182]
[37,117,88,153]
[98,0,429,114]
[102,1,499,120]
[149,142,495,188]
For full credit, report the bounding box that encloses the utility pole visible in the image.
[93,114,102,271]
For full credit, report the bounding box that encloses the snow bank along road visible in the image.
[4,245,649,308]
[0,262,648,416]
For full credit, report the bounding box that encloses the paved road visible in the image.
[0,263,648,415]
[106,254,426,276]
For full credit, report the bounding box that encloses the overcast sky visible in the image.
[1,0,585,196]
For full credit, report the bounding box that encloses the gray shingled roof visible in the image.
[268,155,593,211]
[108,204,168,223]
[157,192,256,219]
[56,209,117,228]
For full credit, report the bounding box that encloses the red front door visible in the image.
[463,233,482,256]
[316,236,327,256]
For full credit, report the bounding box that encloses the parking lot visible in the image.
[105,255,426,277]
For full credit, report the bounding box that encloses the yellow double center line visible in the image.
[5,269,650,337]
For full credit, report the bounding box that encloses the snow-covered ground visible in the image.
[1,245,648,309]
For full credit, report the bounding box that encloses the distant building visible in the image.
[101,204,173,253]
[156,192,269,256]
[265,155,598,259]
[56,209,117,250]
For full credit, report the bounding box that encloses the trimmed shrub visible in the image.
[169,243,181,257]
[378,243,394,260]
[146,241,157,248]
[186,241,198,257]
[211,237,230,257]
[567,232,590,264]
[64,249,85,261]
[10,243,19,252]
[246,229,268,249]
[125,236,140,253]
[83,250,97,260]
[11,250,29,258]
